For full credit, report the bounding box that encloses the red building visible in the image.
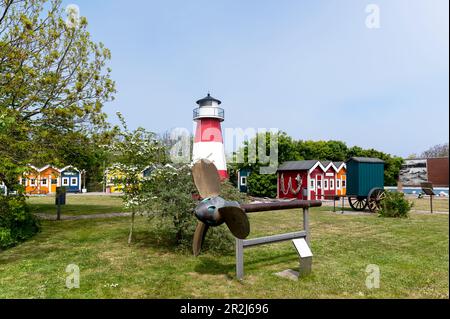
[277,160,346,200]
[426,157,449,187]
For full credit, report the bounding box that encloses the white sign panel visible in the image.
[292,238,313,258]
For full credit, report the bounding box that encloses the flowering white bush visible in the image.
[106,113,167,243]
[107,113,244,252]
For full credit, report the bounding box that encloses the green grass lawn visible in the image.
[410,197,449,212]
[0,203,448,298]
[27,195,127,216]
[321,197,449,213]
[26,194,448,218]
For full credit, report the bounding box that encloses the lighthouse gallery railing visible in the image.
[193,107,225,120]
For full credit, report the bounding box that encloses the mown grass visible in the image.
[409,197,449,212]
[322,196,449,213]
[0,207,448,299]
[27,195,127,216]
[26,194,448,218]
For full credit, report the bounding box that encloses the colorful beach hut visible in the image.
[60,166,81,193]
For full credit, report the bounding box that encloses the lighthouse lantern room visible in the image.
[193,94,228,180]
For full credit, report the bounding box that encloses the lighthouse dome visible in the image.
[193,93,225,121]
[196,93,222,106]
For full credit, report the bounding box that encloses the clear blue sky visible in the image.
[64,0,449,157]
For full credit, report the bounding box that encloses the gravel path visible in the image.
[35,212,131,221]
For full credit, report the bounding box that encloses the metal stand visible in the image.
[236,207,312,280]
[430,195,433,214]
[421,183,436,214]
[57,203,61,221]
[292,238,313,277]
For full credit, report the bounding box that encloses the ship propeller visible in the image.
[191,159,250,256]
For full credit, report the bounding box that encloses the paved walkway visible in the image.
[35,212,131,221]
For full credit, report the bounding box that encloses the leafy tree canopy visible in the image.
[231,131,404,197]
[420,143,449,158]
[0,0,116,191]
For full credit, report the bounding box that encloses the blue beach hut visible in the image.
[60,166,81,193]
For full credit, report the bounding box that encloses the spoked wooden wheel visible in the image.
[348,196,368,211]
[367,188,386,213]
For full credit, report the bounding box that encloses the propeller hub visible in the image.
[194,196,239,226]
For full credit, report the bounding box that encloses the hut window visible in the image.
[324,180,329,190]
[336,179,341,189]
[21,178,27,185]
[342,180,346,187]
[330,179,334,190]
[62,178,69,186]
[310,179,315,190]
[241,176,247,186]
[30,179,36,186]
[71,178,78,186]
[41,179,47,186]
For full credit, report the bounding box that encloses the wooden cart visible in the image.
[345,157,386,213]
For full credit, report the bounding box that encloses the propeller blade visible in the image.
[192,159,221,199]
[218,206,250,239]
[193,222,209,257]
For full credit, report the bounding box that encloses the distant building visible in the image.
[399,157,449,187]
[0,182,6,195]
[277,160,347,200]
[142,165,157,178]
[237,168,251,193]
[333,162,347,196]
[60,166,81,193]
[20,165,61,195]
[105,166,126,193]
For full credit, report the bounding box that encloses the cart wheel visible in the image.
[368,188,386,213]
[348,196,368,211]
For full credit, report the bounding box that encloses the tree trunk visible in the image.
[128,209,135,245]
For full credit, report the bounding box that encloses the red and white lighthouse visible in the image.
[193,93,228,180]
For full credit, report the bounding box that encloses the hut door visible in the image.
[316,175,323,200]
[51,178,58,193]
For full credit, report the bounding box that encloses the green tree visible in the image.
[230,131,282,197]
[347,146,403,186]
[0,0,116,190]
[421,143,449,158]
[0,0,115,248]
[247,173,277,198]
[107,113,167,244]
[233,131,404,197]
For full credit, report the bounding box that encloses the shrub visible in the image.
[220,180,250,204]
[247,173,277,198]
[378,191,413,218]
[139,165,243,254]
[0,195,40,249]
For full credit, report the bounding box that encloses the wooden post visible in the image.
[56,202,61,221]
